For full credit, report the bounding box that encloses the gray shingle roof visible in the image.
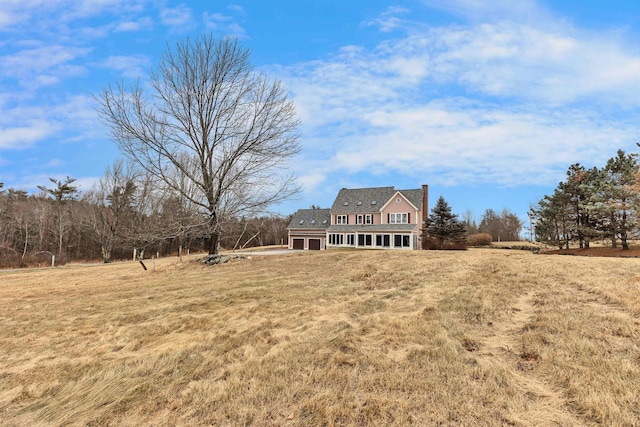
[398,189,424,211]
[331,186,424,214]
[287,208,331,230]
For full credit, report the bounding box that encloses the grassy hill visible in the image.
[1,250,639,426]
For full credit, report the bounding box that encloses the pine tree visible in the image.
[601,150,638,250]
[424,196,467,249]
[37,176,79,256]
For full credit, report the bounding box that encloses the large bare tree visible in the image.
[97,35,300,254]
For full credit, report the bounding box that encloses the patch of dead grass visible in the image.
[0,250,639,426]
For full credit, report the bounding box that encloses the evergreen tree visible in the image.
[424,196,466,249]
[533,149,640,250]
[560,164,599,248]
[533,188,572,249]
[37,176,79,256]
[601,150,638,250]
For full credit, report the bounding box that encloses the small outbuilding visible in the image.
[286,208,331,250]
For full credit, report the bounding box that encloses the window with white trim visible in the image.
[336,215,348,224]
[329,234,344,245]
[356,214,363,224]
[389,213,408,224]
[346,234,355,246]
[376,234,390,247]
[394,234,411,248]
[358,234,373,246]
[365,214,373,224]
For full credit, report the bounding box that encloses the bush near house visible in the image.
[467,233,493,246]
[424,238,467,250]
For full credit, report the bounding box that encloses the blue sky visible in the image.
[2,0,640,228]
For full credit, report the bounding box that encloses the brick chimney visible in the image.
[420,184,429,250]
[422,184,429,223]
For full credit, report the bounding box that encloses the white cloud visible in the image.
[228,5,245,14]
[278,5,640,192]
[0,125,55,150]
[336,102,636,186]
[1,45,89,74]
[114,17,153,32]
[203,12,246,39]
[0,45,90,87]
[0,95,100,151]
[298,171,327,193]
[421,0,550,24]
[71,176,100,191]
[366,6,412,33]
[101,55,150,79]
[425,23,640,104]
[160,4,194,31]
[0,0,153,30]
[46,158,64,168]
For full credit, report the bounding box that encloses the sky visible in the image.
[1,0,640,231]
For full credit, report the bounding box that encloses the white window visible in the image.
[375,234,390,247]
[336,215,348,224]
[389,213,408,224]
[358,234,373,246]
[346,234,355,246]
[394,234,411,248]
[329,234,344,245]
[357,214,372,225]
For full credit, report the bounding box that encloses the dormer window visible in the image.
[322,219,328,224]
[343,201,349,206]
[356,201,362,206]
[311,219,316,224]
[299,219,304,225]
[371,201,377,205]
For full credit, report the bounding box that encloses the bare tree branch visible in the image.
[96,35,300,254]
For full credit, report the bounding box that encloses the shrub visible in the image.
[425,238,468,250]
[467,233,493,247]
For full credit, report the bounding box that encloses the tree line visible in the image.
[1,34,301,269]
[462,208,523,242]
[0,168,291,268]
[423,196,524,249]
[531,149,639,250]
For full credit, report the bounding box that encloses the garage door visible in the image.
[308,239,321,250]
[292,239,304,250]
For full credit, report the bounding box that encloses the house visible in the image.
[287,184,428,250]
[286,208,331,250]
[327,185,428,250]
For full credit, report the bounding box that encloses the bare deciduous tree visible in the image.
[84,160,139,262]
[97,35,300,255]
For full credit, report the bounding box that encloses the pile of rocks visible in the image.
[203,254,230,265]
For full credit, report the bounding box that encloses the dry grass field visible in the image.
[1,249,639,426]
